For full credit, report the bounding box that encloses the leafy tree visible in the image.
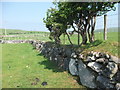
[44,2,117,45]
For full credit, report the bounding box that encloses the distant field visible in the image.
[0,29,48,35]
[0,29,50,41]
[0,28,119,44]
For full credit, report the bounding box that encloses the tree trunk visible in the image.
[87,23,91,43]
[63,33,65,44]
[66,32,73,45]
[90,16,96,43]
[81,31,87,45]
[78,28,80,46]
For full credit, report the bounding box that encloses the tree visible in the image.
[44,2,117,45]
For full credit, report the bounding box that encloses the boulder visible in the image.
[87,62,102,72]
[96,75,114,88]
[78,60,97,88]
[69,58,78,76]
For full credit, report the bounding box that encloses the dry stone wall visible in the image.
[1,40,120,89]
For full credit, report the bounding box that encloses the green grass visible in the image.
[2,43,85,88]
[79,40,119,58]
[0,29,49,35]
[60,32,119,45]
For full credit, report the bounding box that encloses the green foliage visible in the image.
[43,2,117,45]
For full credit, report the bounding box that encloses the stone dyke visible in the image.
[1,40,120,89]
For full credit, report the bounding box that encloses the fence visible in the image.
[94,13,119,41]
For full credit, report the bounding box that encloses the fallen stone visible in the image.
[87,62,102,72]
[78,60,97,88]
[69,58,78,76]
[41,81,48,86]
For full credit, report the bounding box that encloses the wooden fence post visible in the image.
[104,14,107,40]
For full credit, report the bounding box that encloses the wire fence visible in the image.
[94,13,119,41]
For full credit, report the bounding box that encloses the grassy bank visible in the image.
[2,43,85,88]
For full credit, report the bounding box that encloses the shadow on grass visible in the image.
[36,40,103,73]
[37,53,64,73]
[81,40,103,49]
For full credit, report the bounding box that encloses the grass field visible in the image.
[1,28,119,88]
[60,32,119,45]
[2,43,85,88]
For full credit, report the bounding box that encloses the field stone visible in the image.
[105,54,111,59]
[69,58,78,76]
[84,56,92,62]
[78,60,97,88]
[96,58,105,64]
[114,70,120,83]
[99,53,106,58]
[91,56,96,61]
[96,75,114,88]
[109,55,120,64]
[63,58,70,71]
[101,62,118,78]
[71,52,77,58]
[64,48,72,57]
[87,62,102,72]
[78,54,84,60]
[116,83,120,90]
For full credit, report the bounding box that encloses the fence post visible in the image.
[104,14,107,40]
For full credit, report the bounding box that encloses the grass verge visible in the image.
[2,43,85,88]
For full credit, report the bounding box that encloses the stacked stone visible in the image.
[30,41,73,71]
[21,40,120,89]
[69,51,120,89]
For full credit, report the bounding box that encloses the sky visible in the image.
[0,2,119,31]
